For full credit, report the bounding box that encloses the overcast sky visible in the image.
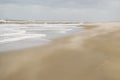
[0,0,120,22]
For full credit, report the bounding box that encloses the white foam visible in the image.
[0,34,46,43]
[0,30,26,36]
[0,23,82,52]
[0,23,81,44]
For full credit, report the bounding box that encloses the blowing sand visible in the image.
[0,22,120,80]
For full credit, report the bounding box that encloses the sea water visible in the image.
[0,24,82,52]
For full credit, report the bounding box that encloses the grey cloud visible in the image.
[0,0,111,8]
[0,0,120,21]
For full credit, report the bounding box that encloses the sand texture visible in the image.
[0,22,120,80]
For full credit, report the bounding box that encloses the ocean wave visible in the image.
[0,34,46,43]
[0,29,26,36]
[0,24,81,44]
[0,23,82,51]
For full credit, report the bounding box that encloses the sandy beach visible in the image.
[0,22,120,80]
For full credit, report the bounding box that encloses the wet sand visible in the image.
[0,22,120,80]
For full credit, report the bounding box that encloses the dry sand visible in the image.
[0,22,120,80]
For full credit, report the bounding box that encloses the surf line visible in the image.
[0,34,46,43]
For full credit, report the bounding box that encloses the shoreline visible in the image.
[0,24,82,52]
[0,22,120,80]
[0,23,97,53]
